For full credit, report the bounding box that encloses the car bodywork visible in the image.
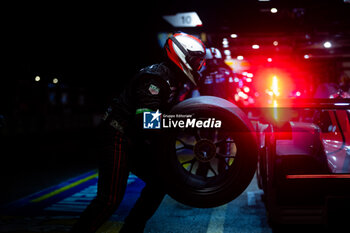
[256,99,350,225]
[162,96,350,226]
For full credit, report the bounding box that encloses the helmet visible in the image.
[164,32,206,85]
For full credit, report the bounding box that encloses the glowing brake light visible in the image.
[272,76,280,97]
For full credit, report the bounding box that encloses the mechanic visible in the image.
[198,47,232,99]
[70,32,206,233]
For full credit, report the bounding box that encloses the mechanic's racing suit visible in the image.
[198,60,231,99]
[70,62,182,233]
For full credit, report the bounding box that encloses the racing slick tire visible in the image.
[159,96,258,208]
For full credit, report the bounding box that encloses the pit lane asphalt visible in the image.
[1,171,271,233]
[144,176,271,233]
[2,171,340,233]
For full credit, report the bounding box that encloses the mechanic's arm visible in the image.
[133,76,169,134]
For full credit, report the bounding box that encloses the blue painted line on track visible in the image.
[0,171,145,217]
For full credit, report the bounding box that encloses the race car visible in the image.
[256,98,350,227]
[157,94,350,228]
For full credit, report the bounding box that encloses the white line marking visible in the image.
[247,191,256,206]
[206,204,228,233]
[247,190,263,206]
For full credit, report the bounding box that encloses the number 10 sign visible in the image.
[163,12,203,27]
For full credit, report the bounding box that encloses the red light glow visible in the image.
[238,91,249,99]
[253,68,295,99]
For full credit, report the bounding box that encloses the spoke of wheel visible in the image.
[194,129,201,141]
[181,158,196,166]
[188,160,195,173]
[184,159,197,184]
[218,156,231,167]
[176,146,185,151]
[215,139,234,146]
[176,138,194,150]
[216,152,236,159]
[208,164,218,176]
[214,129,219,141]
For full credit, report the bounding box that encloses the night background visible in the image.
[1,1,350,232]
[1,2,166,204]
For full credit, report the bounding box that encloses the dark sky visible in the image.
[2,1,350,94]
[1,3,169,114]
[3,3,165,87]
[3,1,349,77]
